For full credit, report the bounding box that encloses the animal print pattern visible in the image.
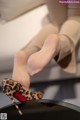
[2,78,44,101]
[2,78,44,115]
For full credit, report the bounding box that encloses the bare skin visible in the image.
[12,34,60,88]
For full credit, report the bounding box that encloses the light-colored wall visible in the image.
[0,5,49,72]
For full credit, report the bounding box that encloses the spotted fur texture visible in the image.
[2,78,44,115]
[2,78,43,101]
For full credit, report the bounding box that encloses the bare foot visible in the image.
[27,34,60,75]
[12,51,30,88]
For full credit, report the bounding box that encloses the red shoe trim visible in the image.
[13,92,27,103]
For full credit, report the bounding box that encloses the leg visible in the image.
[27,34,60,75]
[12,23,59,88]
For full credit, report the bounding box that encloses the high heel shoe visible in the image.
[2,78,44,115]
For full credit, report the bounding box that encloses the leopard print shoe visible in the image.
[2,78,44,115]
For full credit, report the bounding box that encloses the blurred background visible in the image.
[0,0,80,119]
[0,0,80,87]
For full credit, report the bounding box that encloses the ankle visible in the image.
[14,50,27,66]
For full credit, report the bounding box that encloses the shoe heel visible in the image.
[9,95,23,115]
